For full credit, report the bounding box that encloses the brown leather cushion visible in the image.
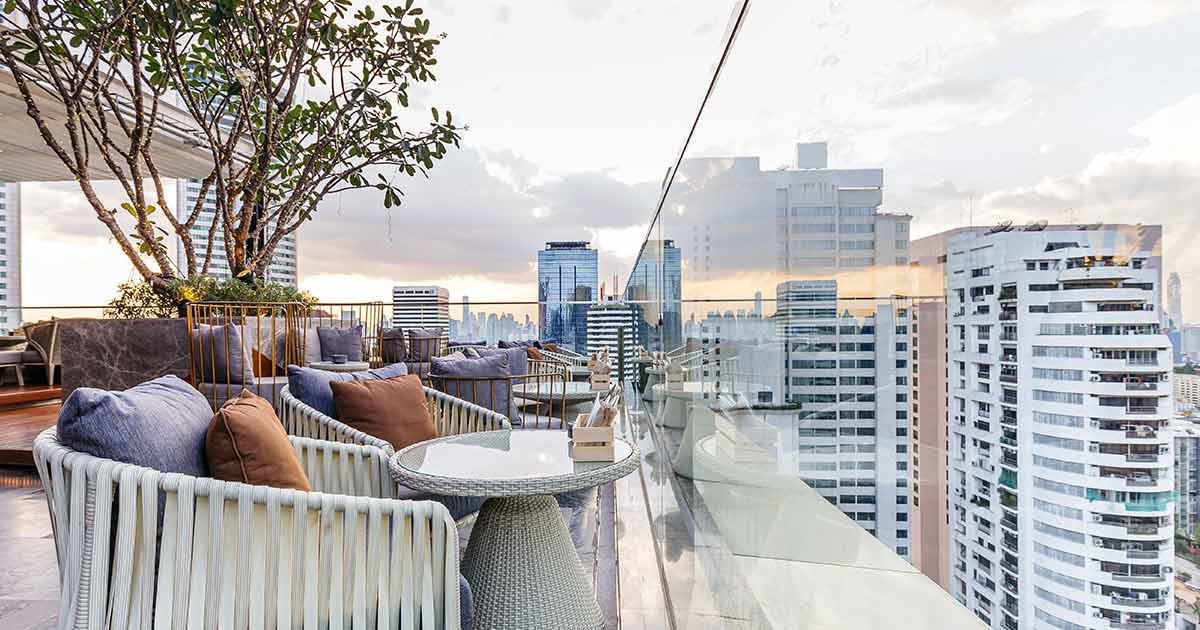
[206,390,311,491]
[526,347,545,361]
[543,342,559,353]
[330,374,437,451]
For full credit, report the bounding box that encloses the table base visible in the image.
[461,495,604,630]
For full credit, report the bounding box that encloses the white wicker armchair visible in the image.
[34,428,466,630]
[279,385,511,458]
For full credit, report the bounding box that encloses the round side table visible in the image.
[391,430,638,630]
[308,360,371,372]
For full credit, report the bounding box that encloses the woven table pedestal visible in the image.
[461,495,603,630]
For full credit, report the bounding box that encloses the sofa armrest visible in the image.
[423,386,511,436]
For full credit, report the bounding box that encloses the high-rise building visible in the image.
[585,300,638,380]
[941,223,1173,630]
[624,238,682,352]
[1175,418,1200,542]
[175,180,299,286]
[1175,365,1200,409]
[0,183,20,334]
[1169,272,1183,328]
[538,241,597,352]
[391,286,449,333]
[776,279,913,559]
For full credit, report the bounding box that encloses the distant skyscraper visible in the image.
[753,290,762,318]
[777,279,912,559]
[1169,272,1183,328]
[174,180,298,286]
[391,286,450,333]
[0,183,20,334]
[538,241,597,352]
[462,295,470,328]
[624,239,682,351]
[586,300,638,380]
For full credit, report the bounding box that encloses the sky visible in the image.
[19,0,1200,321]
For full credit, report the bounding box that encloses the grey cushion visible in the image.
[194,323,255,384]
[394,485,485,521]
[0,350,23,365]
[462,347,481,359]
[460,575,473,630]
[286,363,408,418]
[316,325,363,362]
[430,352,511,416]
[407,328,443,362]
[20,349,43,363]
[380,327,408,363]
[195,376,290,410]
[56,375,211,476]
[474,346,529,377]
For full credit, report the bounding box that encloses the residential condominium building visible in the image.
[943,223,1173,630]
[0,183,19,334]
[391,286,449,334]
[1174,365,1200,409]
[776,279,913,559]
[175,179,299,286]
[1175,417,1200,542]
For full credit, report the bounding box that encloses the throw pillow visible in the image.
[463,346,482,359]
[474,346,529,377]
[526,347,544,361]
[497,339,516,349]
[316,325,364,362]
[407,328,444,362]
[330,375,437,451]
[286,363,408,418]
[430,352,512,416]
[206,390,311,491]
[543,342,559,353]
[194,323,255,384]
[57,375,212,476]
[380,327,408,363]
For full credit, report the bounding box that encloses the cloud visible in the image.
[302,146,656,293]
[493,4,511,23]
[563,0,613,22]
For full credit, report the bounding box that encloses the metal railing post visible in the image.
[617,325,626,384]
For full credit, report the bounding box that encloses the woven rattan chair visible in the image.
[33,428,466,630]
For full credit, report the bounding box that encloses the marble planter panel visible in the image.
[60,318,191,398]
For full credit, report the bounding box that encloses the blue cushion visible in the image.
[430,352,511,416]
[286,363,408,418]
[460,575,474,630]
[316,325,364,362]
[194,323,255,384]
[57,375,212,476]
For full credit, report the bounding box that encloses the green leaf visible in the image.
[431,106,439,122]
[23,49,40,66]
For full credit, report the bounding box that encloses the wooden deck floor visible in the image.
[0,387,60,467]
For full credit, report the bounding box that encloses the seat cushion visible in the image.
[195,376,290,410]
[407,328,443,362]
[57,375,211,476]
[194,323,255,384]
[430,352,512,416]
[206,390,311,491]
[379,327,408,363]
[316,325,364,362]
[394,485,485,522]
[286,363,408,418]
[473,346,529,378]
[19,349,43,363]
[330,375,437,451]
[460,575,474,630]
[0,350,23,365]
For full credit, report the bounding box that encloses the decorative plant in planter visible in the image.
[105,277,318,319]
[0,0,461,293]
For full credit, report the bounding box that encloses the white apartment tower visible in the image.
[945,224,1173,630]
[391,286,450,333]
[585,300,638,380]
[777,279,913,559]
[0,183,19,333]
[175,180,299,286]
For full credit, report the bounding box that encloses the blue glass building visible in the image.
[538,241,598,352]
[624,239,682,351]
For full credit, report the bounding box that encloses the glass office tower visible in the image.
[537,241,598,352]
[624,238,682,352]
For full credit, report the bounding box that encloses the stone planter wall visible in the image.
[59,318,191,399]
